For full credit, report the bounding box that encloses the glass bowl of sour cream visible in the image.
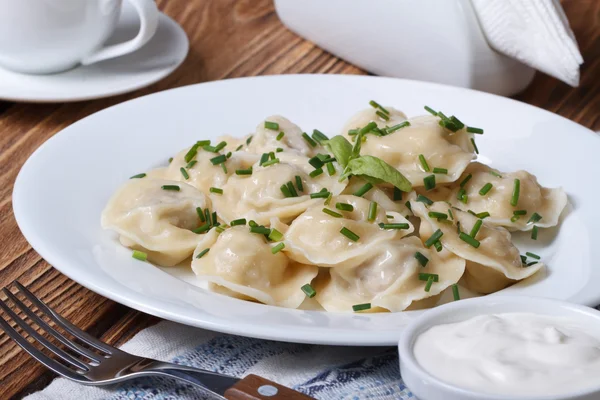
[398,296,600,400]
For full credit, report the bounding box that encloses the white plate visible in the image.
[12,75,600,346]
[0,2,188,103]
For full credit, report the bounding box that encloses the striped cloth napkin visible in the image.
[25,320,414,400]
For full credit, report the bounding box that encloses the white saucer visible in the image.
[0,3,189,103]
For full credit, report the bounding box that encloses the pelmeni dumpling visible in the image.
[246,115,317,157]
[215,152,346,225]
[411,201,543,294]
[346,115,475,186]
[191,227,318,308]
[101,178,211,266]
[340,106,408,134]
[429,162,567,231]
[283,195,414,268]
[315,236,465,312]
[342,177,412,217]
[164,146,258,196]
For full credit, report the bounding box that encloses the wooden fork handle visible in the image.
[224,374,315,400]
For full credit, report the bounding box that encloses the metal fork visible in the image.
[0,281,312,400]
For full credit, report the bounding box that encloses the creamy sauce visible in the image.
[414,313,600,396]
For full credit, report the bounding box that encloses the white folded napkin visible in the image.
[471,0,583,86]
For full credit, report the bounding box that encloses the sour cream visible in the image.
[414,313,600,396]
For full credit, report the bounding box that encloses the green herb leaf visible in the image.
[343,155,412,192]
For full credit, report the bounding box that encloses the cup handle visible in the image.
[81,0,160,66]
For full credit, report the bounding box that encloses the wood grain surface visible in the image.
[0,0,598,398]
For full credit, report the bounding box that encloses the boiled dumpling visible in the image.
[411,201,543,294]
[315,236,465,312]
[427,162,567,231]
[214,152,347,225]
[345,115,475,187]
[283,194,414,268]
[191,227,318,308]
[163,144,258,196]
[101,178,211,266]
[340,106,408,135]
[246,115,317,157]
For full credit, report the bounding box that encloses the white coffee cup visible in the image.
[0,0,159,74]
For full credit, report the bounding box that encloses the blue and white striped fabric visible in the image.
[26,320,414,400]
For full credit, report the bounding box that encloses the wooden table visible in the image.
[1,0,598,398]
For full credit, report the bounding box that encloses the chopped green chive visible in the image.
[527,261,539,266]
[379,223,410,230]
[452,284,460,301]
[203,145,218,152]
[470,219,483,238]
[531,225,538,240]
[368,202,378,222]
[186,160,198,169]
[269,228,284,242]
[309,156,324,169]
[196,140,211,147]
[471,138,479,154]
[476,211,490,219]
[214,141,227,152]
[386,214,393,219]
[424,229,443,248]
[204,209,211,225]
[467,126,484,134]
[310,190,330,199]
[353,183,373,197]
[161,185,180,191]
[301,284,317,298]
[326,162,336,176]
[405,201,412,211]
[352,303,371,312]
[450,115,465,130]
[479,183,493,196]
[262,158,280,167]
[324,192,333,206]
[246,136,253,145]
[416,194,433,205]
[511,179,520,206]
[526,252,541,260]
[215,225,227,233]
[528,212,542,224]
[513,210,527,216]
[250,226,271,235]
[432,167,448,174]
[193,223,211,234]
[221,163,228,174]
[521,255,528,264]
[264,121,279,130]
[293,176,304,192]
[348,128,359,136]
[414,252,429,267]
[276,131,285,141]
[323,208,343,218]
[212,211,218,225]
[424,105,438,116]
[359,122,377,135]
[180,167,190,180]
[130,173,146,179]
[459,174,472,188]
[236,168,253,175]
[271,242,285,254]
[235,144,243,151]
[424,174,436,190]
[309,168,323,178]
[376,110,389,121]
[386,121,410,133]
[393,187,403,201]
[511,215,520,223]
[489,169,502,178]
[259,153,270,166]
[457,188,468,204]
[280,184,292,198]
[248,220,257,227]
[418,154,430,172]
[132,250,147,261]
[340,227,360,242]
[428,211,448,220]
[336,203,354,212]
[196,248,210,259]
[419,273,439,282]
[312,129,329,144]
[448,208,454,220]
[184,145,199,163]
[230,218,247,226]
[302,132,318,147]
[434,240,443,252]
[210,154,227,165]
[196,207,206,222]
[369,100,389,114]
[459,232,480,248]
[276,147,284,152]
[424,276,434,292]
[209,187,223,195]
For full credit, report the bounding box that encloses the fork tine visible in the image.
[0,298,90,371]
[14,281,113,354]
[3,289,101,363]
[0,314,85,381]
